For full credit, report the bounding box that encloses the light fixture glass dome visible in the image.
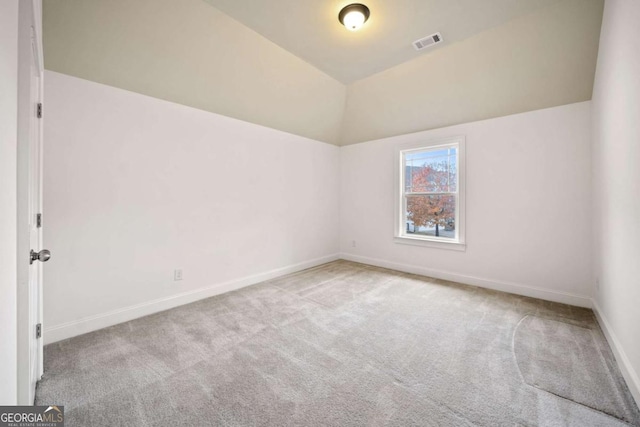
[343,10,366,31]
[339,4,370,31]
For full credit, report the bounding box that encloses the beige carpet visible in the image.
[36,260,640,426]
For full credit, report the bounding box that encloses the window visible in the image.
[395,136,465,250]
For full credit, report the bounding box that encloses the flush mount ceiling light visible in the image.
[338,3,370,31]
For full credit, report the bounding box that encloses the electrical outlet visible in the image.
[174,269,183,281]
[595,277,600,291]
[351,240,356,248]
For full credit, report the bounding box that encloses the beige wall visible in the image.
[43,0,346,145]
[341,0,603,145]
[43,71,340,342]
[592,0,640,403]
[340,102,593,306]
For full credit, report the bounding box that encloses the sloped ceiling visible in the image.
[43,0,603,145]
[202,0,563,83]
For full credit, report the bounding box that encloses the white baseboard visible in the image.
[339,253,592,308]
[592,299,640,406]
[44,254,339,344]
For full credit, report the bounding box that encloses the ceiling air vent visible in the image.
[413,32,443,51]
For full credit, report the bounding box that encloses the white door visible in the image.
[28,25,45,398]
[17,0,46,405]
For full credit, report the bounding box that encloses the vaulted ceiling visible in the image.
[43,0,602,145]
[202,0,564,83]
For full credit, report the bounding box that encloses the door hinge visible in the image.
[37,103,42,119]
[36,323,42,339]
[36,213,42,228]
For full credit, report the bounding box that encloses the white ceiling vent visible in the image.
[412,32,443,51]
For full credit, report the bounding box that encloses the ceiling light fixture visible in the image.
[338,3,370,31]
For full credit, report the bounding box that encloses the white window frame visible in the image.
[394,135,466,251]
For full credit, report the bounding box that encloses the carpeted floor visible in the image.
[36,260,640,426]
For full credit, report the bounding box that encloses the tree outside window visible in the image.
[401,144,459,240]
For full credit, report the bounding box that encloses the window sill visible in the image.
[394,235,466,251]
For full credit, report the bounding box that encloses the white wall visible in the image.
[43,71,340,343]
[591,0,640,403]
[341,0,603,145]
[43,0,346,145]
[340,102,593,306]
[0,0,19,406]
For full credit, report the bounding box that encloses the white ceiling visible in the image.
[202,0,564,83]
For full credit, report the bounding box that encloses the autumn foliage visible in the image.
[406,160,456,237]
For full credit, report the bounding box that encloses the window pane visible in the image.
[405,147,457,193]
[405,194,456,239]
